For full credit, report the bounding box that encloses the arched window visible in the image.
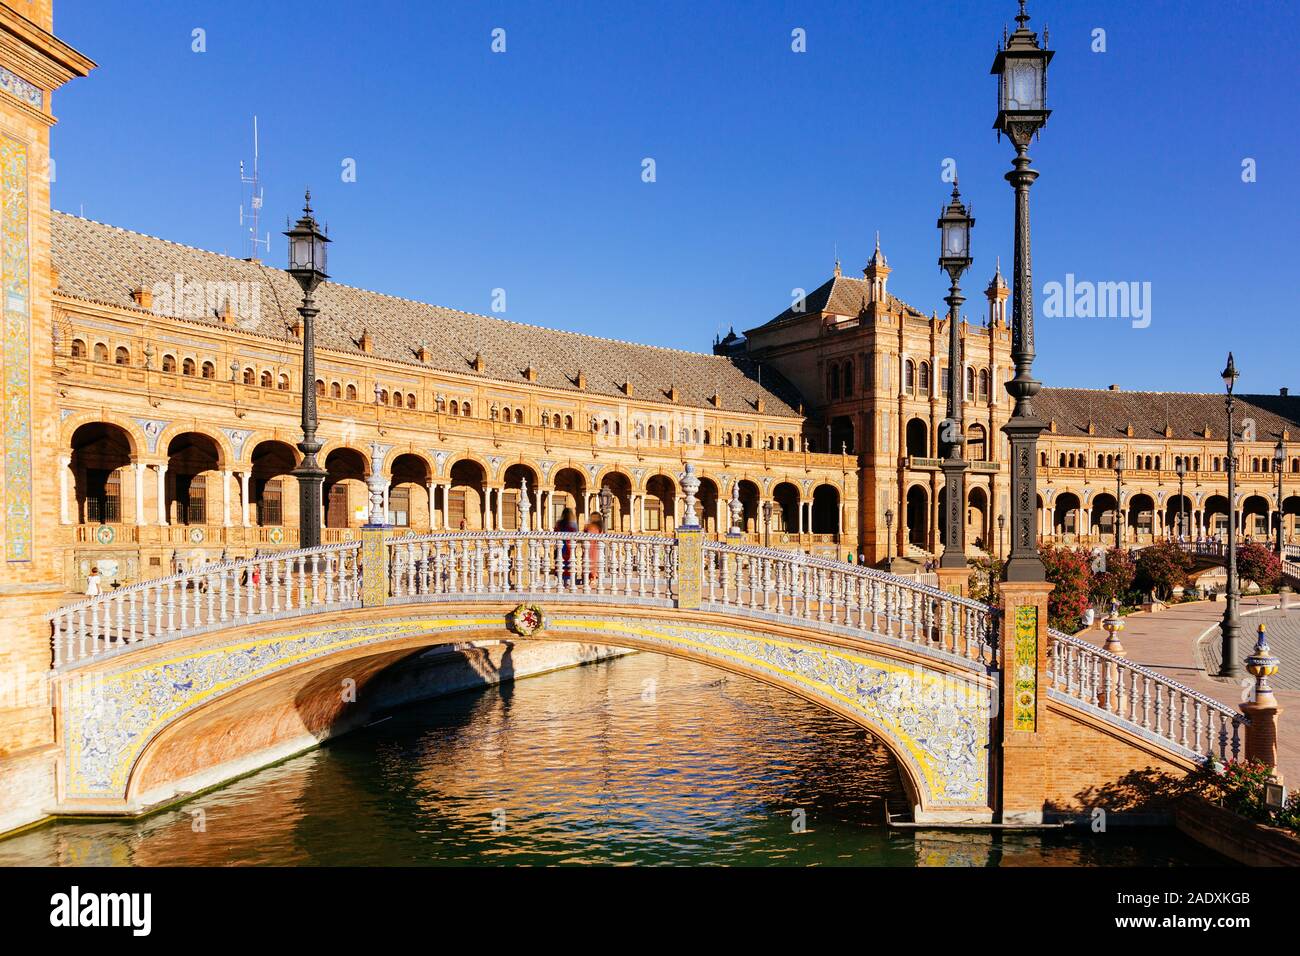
[658,425,667,441]
[904,359,915,394]
[390,391,401,407]
[71,338,87,359]
[703,430,711,445]
[745,434,753,448]
[93,342,109,362]
[842,360,854,396]
[564,415,573,429]
[260,370,272,388]
[346,384,357,400]
[1040,451,1048,466]
[978,368,990,401]
[829,362,840,400]
[182,358,196,376]
[408,393,418,410]
[278,373,289,390]
[965,367,975,400]
[1059,453,1066,467]
[462,402,472,417]
[115,346,131,366]
[918,361,931,395]
[243,367,255,385]
[450,400,460,416]
[318,380,327,397]
[330,382,342,398]
[201,361,215,379]
[542,412,551,428]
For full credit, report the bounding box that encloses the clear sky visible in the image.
[51,0,1298,395]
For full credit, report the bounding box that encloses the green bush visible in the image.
[1197,759,1300,834]
[1134,540,1193,600]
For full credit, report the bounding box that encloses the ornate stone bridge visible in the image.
[48,528,1262,824]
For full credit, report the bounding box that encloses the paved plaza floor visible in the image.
[1078,595,1300,785]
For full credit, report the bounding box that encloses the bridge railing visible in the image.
[385,531,678,603]
[1046,628,1244,762]
[49,542,363,666]
[701,541,996,666]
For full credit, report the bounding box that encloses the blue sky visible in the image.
[51,0,1298,394]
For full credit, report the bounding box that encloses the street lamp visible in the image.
[1218,352,1242,678]
[938,181,974,573]
[1274,439,1286,557]
[1114,454,1124,549]
[1175,457,1187,542]
[598,484,613,526]
[762,500,773,548]
[992,0,1053,584]
[284,190,330,550]
[998,512,1005,559]
[884,508,894,564]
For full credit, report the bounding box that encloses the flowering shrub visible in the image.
[1134,540,1193,600]
[1236,541,1283,590]
[1039,546,1093,632]
[1197,759,1300,834]
[1090,547,1136,607]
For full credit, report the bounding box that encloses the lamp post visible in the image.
[1175,458,1187,542]
[598,484,613,527]
[998,512,1005,560]
[992,0,1053,583]
[1219,352,1242,678]
[938,182,974,573]
[1274,439,1286,557]
[284,191,330,550]
[885,508,894,564]
[1114,454,1124,549]
[762,500,773,548]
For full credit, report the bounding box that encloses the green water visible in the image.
[0,654,1225,866]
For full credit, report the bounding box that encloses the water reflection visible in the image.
[0,654,1223,866]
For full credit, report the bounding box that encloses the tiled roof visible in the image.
[51,211,803,417]
[1037,388,1300,443]
[753,274,928,331]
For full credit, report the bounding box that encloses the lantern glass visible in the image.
[942,220,968,259]
[1003,56,1044,111]
[1275,442,1285,465]
[313,234,328,274]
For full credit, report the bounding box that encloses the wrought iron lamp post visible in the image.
[1175,458,1187,541]
[284,191,330,550]
[885,508,894,563]
[992,0,1053,583]
[998,512,1005,560]
[1114,454,1124,549]
[1219,353,1243,678]
[762,500,773,548]
[938,182,974,572]
[1275,439,1286,557]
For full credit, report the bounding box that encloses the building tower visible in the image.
[863,232,891,305]
[986,257,1010,328]
[0,0,94,834]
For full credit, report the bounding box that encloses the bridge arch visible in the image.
[89,605,992,820]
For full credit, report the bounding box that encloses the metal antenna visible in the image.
[239,116,270,260]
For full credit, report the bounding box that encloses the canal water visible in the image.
[0,654,1224,866]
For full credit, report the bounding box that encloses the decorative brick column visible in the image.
[996,580,1054,823]
[936,566,968,598]
[1242,622,1283,785]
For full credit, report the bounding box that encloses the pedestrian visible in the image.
[583,513,604,583]
[555,507,578,584]
[85,566,101,597]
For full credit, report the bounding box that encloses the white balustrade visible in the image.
[1045,627,1244,761]
[49,542,361,666]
